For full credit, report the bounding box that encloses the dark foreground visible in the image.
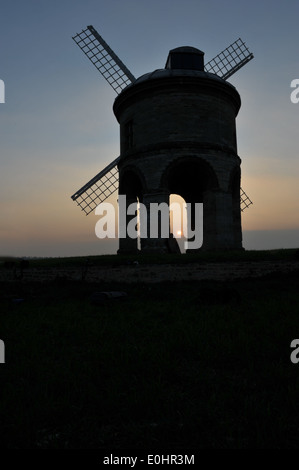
[1,266,299,449]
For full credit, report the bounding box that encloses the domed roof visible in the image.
[132,68,227,85]
[116,45,238,98]
[168,46,204,55]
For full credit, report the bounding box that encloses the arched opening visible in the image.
[118,168,145,253]
[169,194,203,253]
[119,168,144,200]
[162,157,218,251]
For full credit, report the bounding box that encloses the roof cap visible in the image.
[165,46,205,71]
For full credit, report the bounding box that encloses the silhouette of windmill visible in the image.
[71,26,253,252]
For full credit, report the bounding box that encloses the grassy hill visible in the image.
[1,249,299,449]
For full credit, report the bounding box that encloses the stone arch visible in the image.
[161,156,219,203]
[119,165,146,201]
[160,156,219,250]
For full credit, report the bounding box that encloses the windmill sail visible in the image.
[240,188,253,212]
[71,157,120,215]
[72,25,136,94]
[205,38,253,80]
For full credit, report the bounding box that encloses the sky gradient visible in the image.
[0,0,298,257]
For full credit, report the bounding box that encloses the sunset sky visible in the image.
[0,0,298,257]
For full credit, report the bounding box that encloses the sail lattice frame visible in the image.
[240,187,253,212]
[71,157,120,215]
[205,38,254,80]
[72,26,135,94]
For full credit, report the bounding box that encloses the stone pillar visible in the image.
[117,196,139,254]
[202,189,239,251]
[233,191,243,249]
[185,201,205,252]
[140,192,170,253]
[186,201,198,251]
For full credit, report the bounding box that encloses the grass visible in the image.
[1,255,299,449]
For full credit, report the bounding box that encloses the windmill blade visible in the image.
[205,38,253,80]
[240,187,253,212]
[72,25,136,94]
[71,157,120,215]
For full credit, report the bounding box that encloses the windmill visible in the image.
[71,25,253,253]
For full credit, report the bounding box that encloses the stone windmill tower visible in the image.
[71,26,253,253]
